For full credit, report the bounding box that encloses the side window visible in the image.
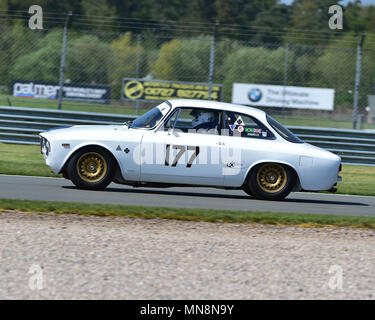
[164,107,221,135]
[163,109,180,130]
[224,111,274,139]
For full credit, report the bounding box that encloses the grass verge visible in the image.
[1,198,375,229]
[0,142,59,177]
[0,94,140,115]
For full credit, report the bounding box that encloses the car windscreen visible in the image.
[130,103,170,129]
[266,115,303,143]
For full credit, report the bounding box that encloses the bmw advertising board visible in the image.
[232,83,335,111]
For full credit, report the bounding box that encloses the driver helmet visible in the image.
[190,110,217,128]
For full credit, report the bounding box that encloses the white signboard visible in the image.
[232,83,335,111]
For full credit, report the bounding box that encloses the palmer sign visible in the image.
[232,83,335,111]
[12,80,111,104]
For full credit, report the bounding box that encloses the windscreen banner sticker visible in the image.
[122,78,223,102]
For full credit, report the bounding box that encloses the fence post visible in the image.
[135,34,141,115]
[352,32,366,129]
[282,43,289,114]
[207,23,218,100]
[57,12,72,110]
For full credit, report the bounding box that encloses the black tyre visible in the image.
[244,163,295,200]
[61,168,70,180]
[67,147,115,190]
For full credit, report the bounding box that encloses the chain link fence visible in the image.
[0,23,374,129]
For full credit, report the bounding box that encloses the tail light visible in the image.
[339,163,342,172]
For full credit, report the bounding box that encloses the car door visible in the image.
[220,110,277,187]
[140,107,225,186]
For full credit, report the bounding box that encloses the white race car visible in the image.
[40,99,342,200]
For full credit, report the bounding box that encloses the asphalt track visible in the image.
[1,175,375,216]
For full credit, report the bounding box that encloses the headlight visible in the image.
[40,137,51,157]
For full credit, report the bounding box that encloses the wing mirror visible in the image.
[168,124,174,135]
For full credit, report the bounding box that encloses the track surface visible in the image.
[1,175,375,216]
[1,211,375,299]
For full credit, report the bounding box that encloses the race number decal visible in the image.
[165,145,200,168]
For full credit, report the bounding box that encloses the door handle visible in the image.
[216,142,225,146]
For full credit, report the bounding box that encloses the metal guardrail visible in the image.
[0,106,135,145]
[1,106,375,166]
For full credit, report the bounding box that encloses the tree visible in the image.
[110,32,142,97]
[181,0,216,24]
[8,0,81,14]
[0,0,9,12]
[150,0,188,21]
[153,39,181,80]
[251,4,293,44]
[81,0,116,29]
[9,31,62,83]
[284,0,335,45]
[218,46,292,101]
[214,0,277,26]
[10,31,113,86]
[310,35,361,106]
[344,0,367,34]
[66,34,112,84]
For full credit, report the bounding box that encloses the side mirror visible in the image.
[168,126,174,135]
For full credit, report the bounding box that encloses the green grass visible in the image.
[0,143,59,177]
[1,198,375,228]
[336,165,375,196]
[275,116,375,130]
[1,142,375,196]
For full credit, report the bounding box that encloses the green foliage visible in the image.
[218,46,293,101]
[9,31,113,86]
[110,32,141,97]
[1,0,375,106]
[9,30,62,83]
[0,0,8,11]
[153,36,243,84]
[153,39,181,80]
[66,34,112,84]
[310,34,375,106]
[81,0,117,29]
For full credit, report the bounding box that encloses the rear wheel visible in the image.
[67,148,115,190]
[244,163,295,200]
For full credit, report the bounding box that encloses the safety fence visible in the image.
[1,23,375,127]
[1,106,375,166]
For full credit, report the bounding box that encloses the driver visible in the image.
[190,109,219,131]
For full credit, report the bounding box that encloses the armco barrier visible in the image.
[1,106,375,166]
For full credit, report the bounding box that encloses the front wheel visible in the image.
[244,163,295,200]
[67,148,115,190]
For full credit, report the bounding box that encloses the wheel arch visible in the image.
[59,143,123,179]
[243,160,301,190]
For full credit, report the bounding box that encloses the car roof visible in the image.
[168,99,266,118]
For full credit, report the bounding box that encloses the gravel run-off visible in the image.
[1,210,375,299]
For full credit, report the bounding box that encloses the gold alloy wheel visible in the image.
[256,163,287,193]
[76,152,108,183]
